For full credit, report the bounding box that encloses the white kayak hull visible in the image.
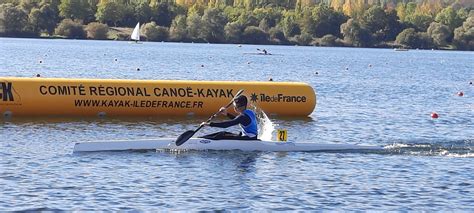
[73,138,383,152]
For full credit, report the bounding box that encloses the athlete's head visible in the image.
[233,95,248,111]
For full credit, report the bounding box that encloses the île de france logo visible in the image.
[250,92,307,103]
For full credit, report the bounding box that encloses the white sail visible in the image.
[131,22,140,41]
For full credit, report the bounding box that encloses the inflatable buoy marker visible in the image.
[457,91,464,97]
[97,112,106,118]
[431,112,439,119]
[36,74,41,77]
[3,111,12,118]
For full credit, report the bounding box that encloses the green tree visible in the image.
[39,3,59,35]
[134,1,152,24]
[28,8,42,34]
[186,12,202,41]
[319,34,341,46]
[151,2,174,27]
[252,7,280,29]
[96,1,124,26]
[237,11,258,26]
[258,18,270,32]
[361,6,387,35]
[200,8,227,43]
[427,22,451,46]
[268,27,287,44]
[403,2,417,22]
[59,0,91,21]
[223,6,244,23]
[120,3,137,27]
[396,28,433,49]
[340,18,371,47]
[0,3,29,36]
[19,0,36,12]
[406,13,433,32]
[242,26,269,44]
[299,9,314,35]
[85,22,109,39]
[415,32,434,49]
[169,15,187,41]
[224,21,243,43]
[279,12,300,37]
[28,3,59,35]
[294,32,313,45]
[384,9,404,41]
[311,4,347,37]
[435,6,464,31]
[453,16,474,50]
[54,18,86,39]
[395,28,416,47]
[142,21,169,41]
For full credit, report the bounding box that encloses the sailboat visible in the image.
[130,22,141,44]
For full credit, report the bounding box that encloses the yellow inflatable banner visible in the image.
[0,77,316,117]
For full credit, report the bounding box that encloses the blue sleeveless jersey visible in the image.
[240,109,258,137]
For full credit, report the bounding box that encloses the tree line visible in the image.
[0,0,472,50]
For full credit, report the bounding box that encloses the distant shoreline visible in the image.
[1,35,460,51]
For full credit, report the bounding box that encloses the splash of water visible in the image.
[250,104,275,141]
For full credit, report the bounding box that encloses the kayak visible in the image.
[73,138,383,152]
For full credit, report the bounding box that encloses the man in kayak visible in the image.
[201,95,258,140]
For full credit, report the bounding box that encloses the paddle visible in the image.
[256,48,270,55]
[175,89,244,146]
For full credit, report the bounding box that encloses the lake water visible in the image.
[0,38,473,211]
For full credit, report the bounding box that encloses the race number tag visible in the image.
[277,129,287,141]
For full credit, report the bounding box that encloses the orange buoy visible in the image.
[457,91,464,97]
[431,112,439,119]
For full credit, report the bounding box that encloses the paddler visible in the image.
[201,95,258,140]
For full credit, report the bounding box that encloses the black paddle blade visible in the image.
[175,130,196,146]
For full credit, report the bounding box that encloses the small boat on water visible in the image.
[73,138,383,152]
[394,48,409,51]
[129,22,141,44]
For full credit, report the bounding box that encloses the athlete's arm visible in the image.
[209,114,251,128]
